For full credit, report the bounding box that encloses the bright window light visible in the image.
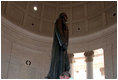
[94,48,103,55]
[74,52,84,58]
[73,48,105,79]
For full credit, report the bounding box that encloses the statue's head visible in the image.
[59,12,68,22]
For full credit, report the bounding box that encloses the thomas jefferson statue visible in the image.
[46,13,70,79]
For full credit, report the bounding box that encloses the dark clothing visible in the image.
[46,18,70,79]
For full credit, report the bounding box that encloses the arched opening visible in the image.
[72,48,105,79]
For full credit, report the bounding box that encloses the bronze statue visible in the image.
[46,13,70,79]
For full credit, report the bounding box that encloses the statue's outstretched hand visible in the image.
[62,43,67,50]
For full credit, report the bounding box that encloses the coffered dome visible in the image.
[1,1,117,38]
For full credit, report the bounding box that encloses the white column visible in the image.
[86,62,93,79]
[84,51,94,79]
[71,58,74,78]
[68,54,74,78]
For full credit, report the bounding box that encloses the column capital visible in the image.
[68,54,74,58]
[84,51,94,62]
[68,54,74,63]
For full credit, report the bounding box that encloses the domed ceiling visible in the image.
[1,1,117,38]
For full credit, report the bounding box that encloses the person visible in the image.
[59,71,71,79]
[46,13,70,79]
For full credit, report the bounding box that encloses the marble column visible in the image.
[100,67,104,76]
[84,51,94,79]
[68,54,74,78]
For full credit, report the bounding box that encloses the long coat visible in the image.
[46,18,70,79]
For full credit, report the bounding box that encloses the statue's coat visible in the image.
[46,17,70,79]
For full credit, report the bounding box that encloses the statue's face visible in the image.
[64,15,68,22]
